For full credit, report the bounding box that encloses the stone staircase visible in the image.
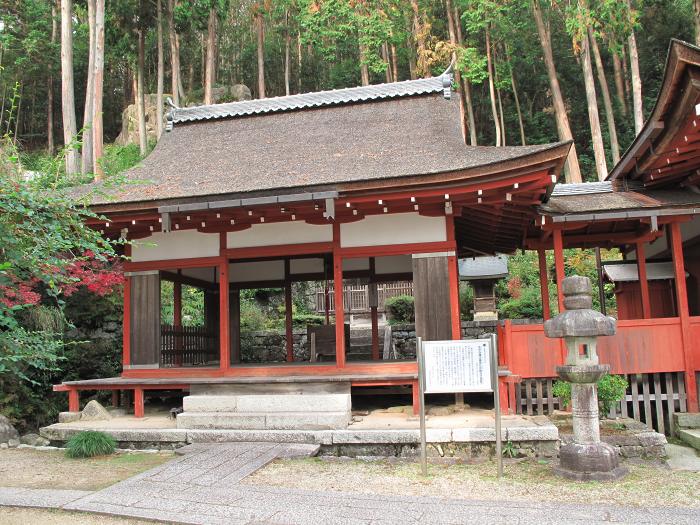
[176,381,352,431]
[347,327,385,361]
[675,413,700,450]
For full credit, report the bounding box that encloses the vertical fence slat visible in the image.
[642,375,653,429]
[653,373,665,435]
[677,372,687,412]
[525,380,533,416]
[536,380,544,416]
[665,372,676,435]
[546,379,554,413]
[631,375,640,422]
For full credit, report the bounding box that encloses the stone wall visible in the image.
[240,330,309,363]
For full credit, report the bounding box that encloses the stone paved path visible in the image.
[2,442,700,524]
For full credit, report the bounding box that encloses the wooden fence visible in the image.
[315,282,413,314]
[160,324,219,367]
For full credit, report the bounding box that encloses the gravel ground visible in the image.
[245,457,700,509]
[0,449,173,491]
[0,507,160,525]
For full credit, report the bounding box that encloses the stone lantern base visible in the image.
[554,442,628,481]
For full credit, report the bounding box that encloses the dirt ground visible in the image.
[0,507,160,525]
[0,449,173,491]
[246,456,700,509]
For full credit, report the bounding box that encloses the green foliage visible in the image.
[502,440,518,458]
[459,282,474,321]
[552,375,629,417]
[292,313,326,328]
[65,431,117,458]
[385,295,415,324]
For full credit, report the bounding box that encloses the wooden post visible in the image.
[636,241,651,319]
[333,223,346,368]
[122,275,131,368]
[369,257,380,360]
[134,387,145,418]
[230,288,241,364]
[553,229,565,314]
[670,221,698,412]
[68,389,79,412]
[285,260,294,362]
[111,390,120,407]
[446,217,461,340]
[173,280,182,366]
[219,259,230,370]
[537,248,551,320]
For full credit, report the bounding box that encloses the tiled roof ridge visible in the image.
[166,73,452,126]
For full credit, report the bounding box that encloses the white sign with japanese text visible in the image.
[422,339,493,393]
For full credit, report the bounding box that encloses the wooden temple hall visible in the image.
[57,40,700,433]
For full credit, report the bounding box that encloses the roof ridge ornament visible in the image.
[165,97,178,132]
[441,58,456,100]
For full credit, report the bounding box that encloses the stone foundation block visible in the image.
[58,412,81,423]
[674,413,700,429]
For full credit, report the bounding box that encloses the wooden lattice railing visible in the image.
[160,324,219,367]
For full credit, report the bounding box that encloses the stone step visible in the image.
[182,393,351,413]
[678,429,700,451]
[176,411,350,430]
[674,413,700,430]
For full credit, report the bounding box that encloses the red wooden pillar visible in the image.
[670,221,698,412]
[122,275,131,368]
[552,229,565,314]
[333,223,346,368]
[68,389,79,412]
[134,387,144,418]
[537,247,551,320]
[446,216,461,340]
[284,260,294,362]
[636,241,651,319]
[219,259,230,370]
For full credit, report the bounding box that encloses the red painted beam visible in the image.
[537,248,551,320]
[68,389,79,412]
[219,257,230,370]
[446,217,461,340]
[333,222,346,368]
[134,387,145,418]
[636,242,652,319]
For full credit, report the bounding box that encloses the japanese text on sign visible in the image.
[422,339,493,393]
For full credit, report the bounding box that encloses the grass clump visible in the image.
[65,431,116,458]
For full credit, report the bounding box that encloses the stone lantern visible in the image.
[544,275,628,481]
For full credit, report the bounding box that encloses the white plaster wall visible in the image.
[180,266,218,283]
[131,230,220,262]
[340,213,446,247]
[227,221,332,248]
[376,254,413,274]
[230,260,284,283]
[343,258,369,271]
[290,258,324,274]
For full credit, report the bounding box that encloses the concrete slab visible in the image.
[665,443,700,471]
[679,429,700,451]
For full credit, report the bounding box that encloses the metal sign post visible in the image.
[491,333,503,479]
[417,337,428,476]
[417,335,502,479]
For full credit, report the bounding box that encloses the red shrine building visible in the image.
[57,40,700,434]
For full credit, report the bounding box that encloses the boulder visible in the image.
[0,414,19,445]
[209,84,252,104]
[58,411,81,423]
[20,433,50,447]
[80,400,112,422]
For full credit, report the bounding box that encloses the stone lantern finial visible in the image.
[545,275,627,481]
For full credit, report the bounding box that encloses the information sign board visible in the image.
[422,339,493,393]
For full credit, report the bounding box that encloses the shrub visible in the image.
[385,295,415,324]
[292,313,326,328]
[65,431,116,458]
[552,375,628,417]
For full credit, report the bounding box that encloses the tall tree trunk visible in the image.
[256,9,266,98]
[381,43,392,83]
[410,0,429,78]
[284,9,291,96]
[580,23,608,180]
[390,42,399,82]
[81,0,95,175]
[531,0,582,182]
[136,28,147,155]
[611,48,627,116]
[203,8,217,104]
[589,28,620,163]
[156,0,164,138]
[359,43,370,86]
[622,44,631,103]
[446,0,469,144]
[454,5,477,145]
[167,0,182,106]
[485,26,502,147]
[297,31,302,92]
[47,1,57,155]
[92,0,105,178]
[627,0,643,134]
[506,45,526,146]
[60,0,80,175]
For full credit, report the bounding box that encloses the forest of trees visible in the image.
[0,0,696,183]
